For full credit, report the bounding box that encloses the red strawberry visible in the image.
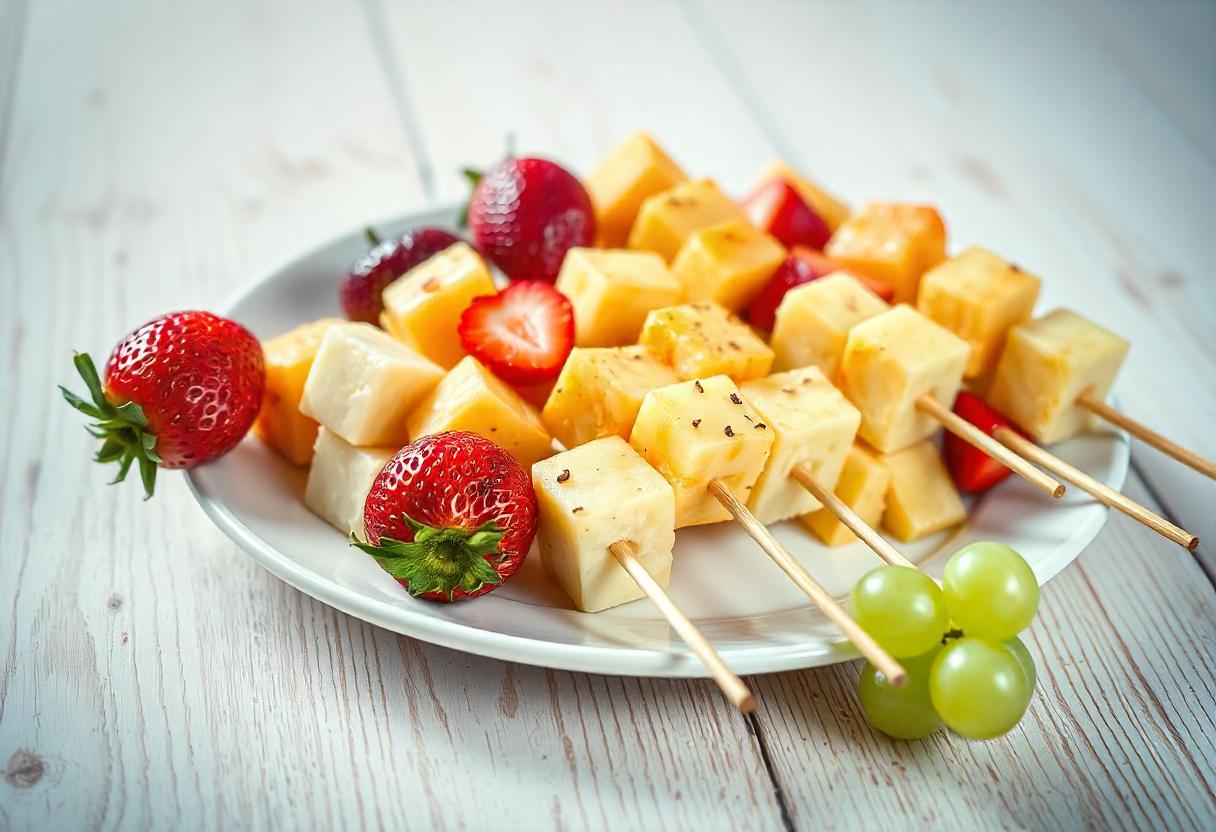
[354,431,538,602]
[944,392,1025,493]
[61,311,265,497]
[458,281,574,386]
[747,247,894,331]
[340,226,462,323]
[742,178,833,250]
[465,157,595,283]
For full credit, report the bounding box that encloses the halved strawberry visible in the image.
[742,178,832,251]
[944,392,1026,493]
[747,247,841,331]
[457,281,574,386]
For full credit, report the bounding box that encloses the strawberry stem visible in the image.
[351,515,505,601]
[364,226,382,247]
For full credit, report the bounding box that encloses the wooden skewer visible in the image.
[609,541,756,713]
[790,463,916,569]
[993,427,1199,551]
[916,395,1065,498]
[1077,392,1216,481]
[707,479,908,686]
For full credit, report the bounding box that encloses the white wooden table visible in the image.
[2,2,1214,829]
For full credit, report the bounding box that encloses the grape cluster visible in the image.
[853,542,1039,741]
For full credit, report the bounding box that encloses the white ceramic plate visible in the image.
[188,204,1130,677]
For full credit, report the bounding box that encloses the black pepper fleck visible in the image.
[694,380,704,393]
[724,425,734,437]
[782,387,795,394]
[692,419,702,428]
[755,423,767,430]
[572,506,584,514]
[727,340,740,350]
[556,469,570,483]
[729,392,742,404]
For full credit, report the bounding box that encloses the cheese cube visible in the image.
[627,179,745,262]
[803,444,891,546]
[881,441,966,542]
[407,356,553,467]
[629,376,773,527]
[756,162,851,231]
[542,346,679,449]
[987,309,1130,444]
[839,306,971,453]
[304,428,395,535]
[740,367,860,523]
[586,133,688,248]
[532,437,675,612]
[918,247,1041,379]
[825,203,947,304]
[555,248,684,347]
[672,219,786,312]
[380,242,494,369]
[254,318,344,465]
[771,273,890,378]
[300,323,444,447]
[639,302,774,383]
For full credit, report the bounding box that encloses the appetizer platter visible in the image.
[65,133,1210,740]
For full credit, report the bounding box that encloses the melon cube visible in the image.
[770,273,890,378]
[542,346,679,449]
[629,375,773,527]
[627,179,745,262]
[299,323,444,447]
[839,306,971,453]
[881,441,966,542]
[740,367,860,524]
[639,302,773,383]
[555,248,683,347]
[672,219,786,312]
[825,203,947,304]
[253,317,344,465]
[532,436,675,612]
[304,428,395,535]
[586,133,688,248]
[756,162,851,231]
[803,444,891,546]
[407,356,554,467]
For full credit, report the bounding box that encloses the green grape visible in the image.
[1004,635,1037,691]
[929,637,1033,740]
[942,542,1039,640]
[852,565,949,658]
[858,648,943,740]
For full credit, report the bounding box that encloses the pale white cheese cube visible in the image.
[304,428,396,535]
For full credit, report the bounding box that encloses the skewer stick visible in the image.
[609,541,756,713]
[707,479,908,686]
[1077,392,1216,481]
[790,463,916,569]
[916,395,1065,498]
[993,427,1199,551]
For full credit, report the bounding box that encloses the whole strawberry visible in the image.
[466,157,595,283]
[354,431,538,602]
[341,227,462,323]
[61,311,265,498]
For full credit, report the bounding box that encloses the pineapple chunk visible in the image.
[627,179,745,262]
[629,375,773,527]
[825,203,947,304]
[586,133,688,248]
[639,302,774,383]
[542,346,679,449]
[839,306,971,453]
[532,436,675,612]
[299,323,444,447]
[407,356,553,467]
[253,317,344,465]
[771,273,889,378]
[918,247,1041,379]
[740,367,860,524]
[756,161,850,231]
[881,441,966,542]
[672,219,786,312]
[803,444,891,546]
[987,309,1129,444]
[304,428,395,535]
[555,248,683,347]
[380,242,494,369]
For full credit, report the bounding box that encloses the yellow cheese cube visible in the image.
[254,317,344,465]
[740,367,860,523]
[881,441,966,542]
[672,219,786,312]
[532,436,675,612]
[629,376,773,527]
[541,346,679,449]
[406,356,553,467]
[839,306,971,453]
[825,203,947,304]
[987,309,1130,444]
[380,242,494,369]
[300,323,444,447]
[304,428,396,535]
[627,179,745,262]
[803,444,891,546]
[770,273,890,378]
[586,133,688,248]
[555,248,684,347]
[918,247,1041,379]
[756,161,851,231]
[639,302,774,383]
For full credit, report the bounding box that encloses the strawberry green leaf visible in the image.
[60,386,106,419]
[73,352,110,413]
[350,515,506,600]
[138,457,157,501]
